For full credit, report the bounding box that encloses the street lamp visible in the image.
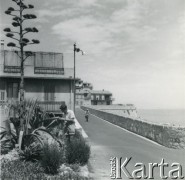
[73,43,84,113]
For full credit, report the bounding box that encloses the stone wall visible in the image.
[81,106,185,149]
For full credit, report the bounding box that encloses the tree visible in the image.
[4,0,40,148]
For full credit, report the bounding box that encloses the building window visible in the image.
[101,95,105,100]
[96,95,99,100]
[7,82,19,98]
[0,90,6,102]
[44,84,55,101]
[91,95,94,100]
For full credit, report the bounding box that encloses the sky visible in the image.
[0,0,185,109]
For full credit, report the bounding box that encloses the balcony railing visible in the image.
[34,67,64,75]
[91,99,112,102]
[38,101,65,112]
[4,66,21,73]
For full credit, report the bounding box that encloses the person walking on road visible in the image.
[85,109,90,122]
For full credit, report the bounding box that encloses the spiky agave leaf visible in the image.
[0,126,18,151]
[19,139,42,161]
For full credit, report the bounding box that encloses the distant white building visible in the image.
[75,80,137,119]
[75,80,114,106]
[76,89,113,106]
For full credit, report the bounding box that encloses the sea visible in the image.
[137,109,185,127]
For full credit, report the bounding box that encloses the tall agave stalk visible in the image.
[4,0,40,148]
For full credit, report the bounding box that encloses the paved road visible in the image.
[75,108,185,180]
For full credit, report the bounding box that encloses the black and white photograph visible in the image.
[0,0,185,179]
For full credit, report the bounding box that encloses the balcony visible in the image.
[4,66,21,73]
[34,51,64,75]
[0,50,73,79]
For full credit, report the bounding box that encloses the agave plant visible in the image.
[0,126,18,151]
[19,127,62,161]
[1,100,34,150]
[0,100,58,152]
[18,142,42,162]
[0,99,71,160]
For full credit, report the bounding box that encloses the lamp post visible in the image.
[73,43,84,113]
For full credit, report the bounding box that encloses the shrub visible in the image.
[0,147,9,155]
[0,142,12,155]
[0,126,18,151]
[18,143,42,162]
[68,163,80,172]
[40,141,64,175]
[1,148,19,162]
[1,159,46,180]
[47,173,89,180]
[65,132,90,165]
[1,159,89,180]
